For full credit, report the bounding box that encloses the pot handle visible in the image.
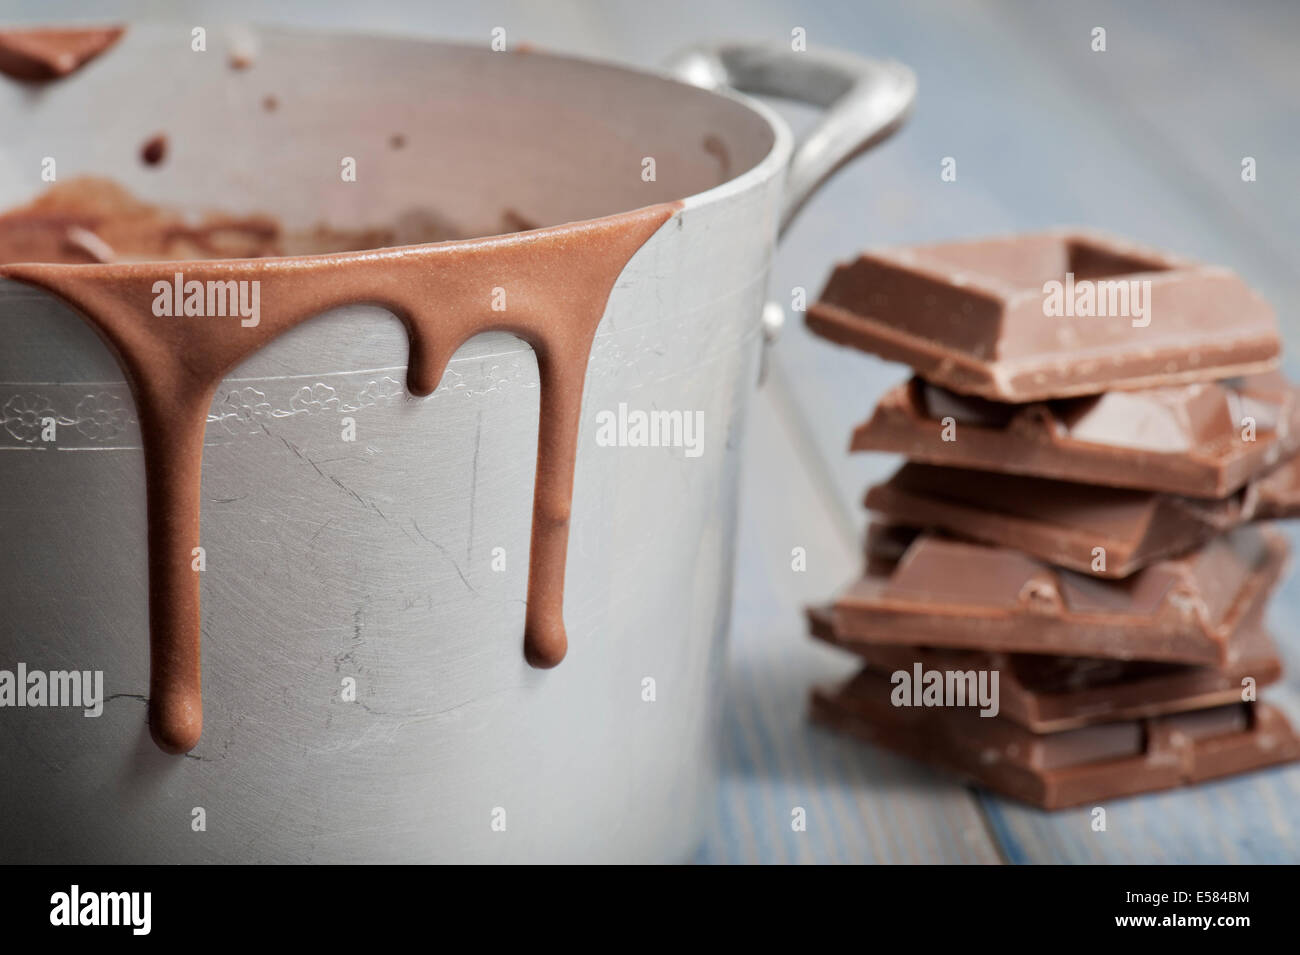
[666,42,916,236]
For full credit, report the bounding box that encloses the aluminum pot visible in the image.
[0,25,913,863]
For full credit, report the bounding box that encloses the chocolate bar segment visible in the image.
[810,668,1300,809]
[1251,453,1300,519]
[829,524,1287,665]
[864,458,1300,577]
[807,606,1281,733]
[807,231,1279,401]
[853,374,1300,498]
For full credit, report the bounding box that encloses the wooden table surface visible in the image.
[15,0,1299,863]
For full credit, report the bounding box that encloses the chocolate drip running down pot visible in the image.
[0,206,676,753]
[0,24,913,861]
[0,27,689,754]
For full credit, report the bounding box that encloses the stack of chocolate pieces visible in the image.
[804,230,1300,809]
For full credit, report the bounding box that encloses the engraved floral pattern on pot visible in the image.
[290,382,341,415]
[213,386,275,436]
[4,356,553,449]
[73,391,131,442]
[355,376,403,409]
[3,393,59,443]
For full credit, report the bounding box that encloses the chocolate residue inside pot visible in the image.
[140,134,168,167]
[0,178,525,264]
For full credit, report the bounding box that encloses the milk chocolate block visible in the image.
[829,524,1287,665]
[807,231,1279,401]
[806,607,1282,733]
[864,457,1300,578]
[810,668,1300,809]
[1251,453,1300,519]
[853,373,1300,498]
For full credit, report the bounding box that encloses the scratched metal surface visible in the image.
[9,0,1299,863]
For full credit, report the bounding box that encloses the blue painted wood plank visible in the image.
[699,383,1002,863]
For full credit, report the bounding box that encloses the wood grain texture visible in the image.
[698,381,1001,863]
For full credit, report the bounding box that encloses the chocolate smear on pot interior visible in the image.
[0,26,123,81]
[0,185,678,754]
[140,134,168,167]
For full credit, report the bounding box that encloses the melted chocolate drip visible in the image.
[0,202,677,753]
